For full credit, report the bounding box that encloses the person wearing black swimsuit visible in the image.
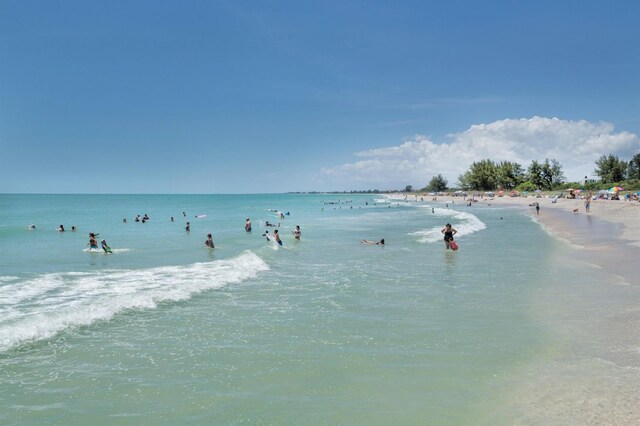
[441,223,458,250]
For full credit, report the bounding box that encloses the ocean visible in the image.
[1,194,637,424]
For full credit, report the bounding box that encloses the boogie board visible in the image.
[450,241,459,251]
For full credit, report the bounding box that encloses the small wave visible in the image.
[410,208,487,243]
[0,251,269,353]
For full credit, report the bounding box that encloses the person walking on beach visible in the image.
[441,223,458,250]
[293,225,301,240]
[535,202,540,215]
[205,233,214,248]
[585,192,592,213]
[245,218,252,232]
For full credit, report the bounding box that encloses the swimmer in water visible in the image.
[88,233,98,250]
[293,225,301,240]
[205,233,214,248]
[100,239,112,253]
[361,239,384,245]
[274,229,283,246]
[441,223,458,250]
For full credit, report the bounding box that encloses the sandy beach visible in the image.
[479,194,640,247]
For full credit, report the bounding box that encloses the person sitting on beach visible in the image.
[293,225,301,240]
[441,223,458,250]
[361,239,384,245]
[58,224,65,232]
[205,233,214,248]
[245,218,252,232]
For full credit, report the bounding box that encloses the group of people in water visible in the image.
[87,232,112,253]
[33,202,461,255]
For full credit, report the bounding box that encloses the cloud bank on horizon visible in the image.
[321,117,640,189]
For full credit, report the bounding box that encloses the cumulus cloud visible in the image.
[321,116,640,188]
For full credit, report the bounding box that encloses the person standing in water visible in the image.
[274,229,283,246]
[185,221,190,232]
[245,218,252,232]
[88,233,98,250]
[441,223,458,250]
[293,225,301,240]
[205,233,214,248]
[101,239,112,253]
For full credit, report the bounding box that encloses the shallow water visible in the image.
[0,194,637,424]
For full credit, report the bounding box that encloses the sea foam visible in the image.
[410,207,487,243]
[0,251,269,353]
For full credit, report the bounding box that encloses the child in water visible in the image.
[100,239,112,253]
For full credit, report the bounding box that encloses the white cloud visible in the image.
[321,116,640,188]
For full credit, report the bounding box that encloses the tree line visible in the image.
[421,152,640,192]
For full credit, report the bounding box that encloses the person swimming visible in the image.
[58,224,65,232]
[361,239,384,245]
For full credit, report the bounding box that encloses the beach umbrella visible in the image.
[608,186,623,193]
[534,189,542,193]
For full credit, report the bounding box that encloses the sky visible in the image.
[1,0,639,193]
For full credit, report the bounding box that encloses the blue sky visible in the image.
[1,0,639,193]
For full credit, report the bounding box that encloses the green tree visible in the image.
[527,160,544,189]
[540,158,566,189]
[426,174,448,192]
[594,154,627,182]
[457,159,497,190]
[405,185,413,192]
[627,152,640,180]
[495,161,525,190]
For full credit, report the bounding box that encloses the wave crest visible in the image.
[0,251,269,352]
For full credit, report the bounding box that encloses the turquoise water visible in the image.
[1,194,635,424]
